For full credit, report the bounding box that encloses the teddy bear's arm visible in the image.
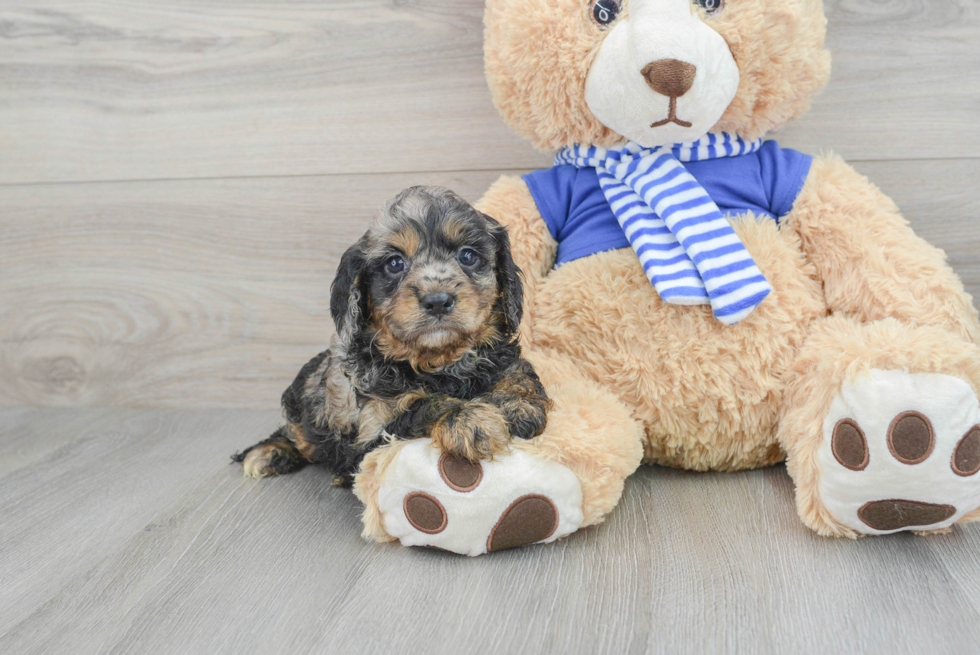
[783,154,980,344]
[475,175,557,345]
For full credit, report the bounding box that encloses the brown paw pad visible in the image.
[438,453,483,492]
[404,492,447,534]
[858,499,956,531]
[952,426,980,477]
[486,494,558,553]
[887,411,935,465]
[832,418,868,471]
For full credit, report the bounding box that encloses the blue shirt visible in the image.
[522,140,812,266]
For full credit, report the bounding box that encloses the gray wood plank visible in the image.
[0,0,545,185]
[0,169,506,409]
[0,406,119,479]
[0,406,280,635]
[3,407,980,654]
[2,160,978,410]
[0,0,977,184]
[923,516,980,620]
[780,0,980,159]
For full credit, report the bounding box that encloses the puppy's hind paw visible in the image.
[234,440,307,479]
[239,445,279,479]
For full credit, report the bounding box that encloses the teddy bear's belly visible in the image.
[532,216,827,471]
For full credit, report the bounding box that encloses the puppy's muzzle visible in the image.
[420,292,456,317]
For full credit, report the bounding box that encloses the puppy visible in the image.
[233,186,551,485]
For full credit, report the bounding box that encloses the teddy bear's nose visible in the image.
[641,59,697,98]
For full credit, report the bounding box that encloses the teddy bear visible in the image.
[348,0,980,555]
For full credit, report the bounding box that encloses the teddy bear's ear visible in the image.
[485,214,524,336]
[330,236,370,344]
[484,0,617,152]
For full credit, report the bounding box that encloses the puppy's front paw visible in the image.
[430,403,510,462]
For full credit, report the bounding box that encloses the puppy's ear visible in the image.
[330,237,369,342]
[486,214,524,336]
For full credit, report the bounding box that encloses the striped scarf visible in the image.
[556,133,771,325]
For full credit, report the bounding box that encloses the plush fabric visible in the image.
[553,135,774,323]
[376,439,584,556]
[783,155,980,344]
[583,0,741,146]
[484,0,831,151]
[352,0,980,550]
[524,140,811,267]
[778,316,980,537]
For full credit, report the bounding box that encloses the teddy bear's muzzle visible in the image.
[583,0,740,146]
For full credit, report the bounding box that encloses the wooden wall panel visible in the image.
[2,160,977,409]
[0,170,508,407]
[0,0,978,184]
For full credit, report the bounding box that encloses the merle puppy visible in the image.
[234,186,551,485]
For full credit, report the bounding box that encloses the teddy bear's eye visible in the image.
[590,0,621,27]
[695,0,725,14]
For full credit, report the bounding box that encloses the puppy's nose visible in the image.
[420,292,455,317]
[641,59,697,97]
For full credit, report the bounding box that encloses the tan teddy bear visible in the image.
[351,0,980,554]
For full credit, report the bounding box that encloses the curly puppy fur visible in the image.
[233,186,552,483]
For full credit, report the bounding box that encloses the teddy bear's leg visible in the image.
[779,315,980,537]
[784,154,980,343]
[474,176,557,344]
[352,349,645,555]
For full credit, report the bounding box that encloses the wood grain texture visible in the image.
[2,407,980,654]
[0,0,978,185]
[0,170,507,408]
[2,0,980,650]
[0,407,281,636]
[779,0,980,158]
[0,406,115,479]
[3,160,978,410]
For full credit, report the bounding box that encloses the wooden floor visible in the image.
[2,1,980,653]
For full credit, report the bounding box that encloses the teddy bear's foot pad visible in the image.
[819,369,980,535]
[857,500,955,531]
[378,439,583,556]
[487,495,559,552]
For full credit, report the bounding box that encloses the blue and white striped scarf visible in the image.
[556,133,771,325]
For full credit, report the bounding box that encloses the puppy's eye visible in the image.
[384,255,406,275]
[694,0,724,14]
[590,0,621,27]
[457,248,480,267]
